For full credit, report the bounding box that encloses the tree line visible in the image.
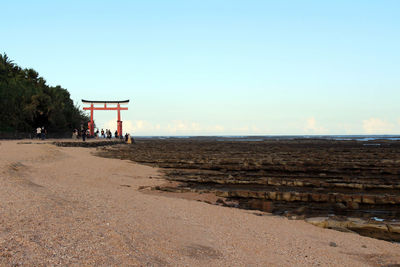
[0,53,89,137]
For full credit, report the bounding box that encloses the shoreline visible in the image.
[97,138,400,242]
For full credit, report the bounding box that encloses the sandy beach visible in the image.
[1,140,399,266]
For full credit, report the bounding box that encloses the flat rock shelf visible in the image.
[54,140,124,147]
[96,138,400,241]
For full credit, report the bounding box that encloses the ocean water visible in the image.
[134,135,400,142]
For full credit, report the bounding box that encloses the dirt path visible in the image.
[0,140,399,266]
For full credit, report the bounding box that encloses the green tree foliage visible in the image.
[0,53,89,135]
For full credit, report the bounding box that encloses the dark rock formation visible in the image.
[54,140,125,147]
[306,217,400,242]
[96,137,400,241]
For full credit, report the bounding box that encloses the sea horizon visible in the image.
[133,134,400,141]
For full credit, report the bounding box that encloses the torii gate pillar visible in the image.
[82,100,130,137]
[88,103,94,136]
[117,103,123,137]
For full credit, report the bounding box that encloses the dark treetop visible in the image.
[0,53,89,135]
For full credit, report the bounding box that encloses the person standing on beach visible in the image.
[72,129,77,139]
[41,127,46,140]
[82,128,87,141]
[36,127,41,139]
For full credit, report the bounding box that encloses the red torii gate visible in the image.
[82,99,129,137]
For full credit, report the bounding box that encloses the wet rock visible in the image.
[319,194,329,202]
[282,192,291,202]
[294,181,304,187]
[215,191,230,198]
[234,191,250,198]
[334,203,346,211]
[362,195,376,204]
[248,200,273,212]
[287,214,306,220]
[305,217,400,242]
[216,198,225,205]
[352,195,362,204]
[267,191,277,200]
[248,191,265,199]
[346,202,359,210]
[387,223,400,234]
[54,140,124,147]
[309,193,319,202]
[305,217,330,228]
[329,242,337,247]
[295,206,307,214]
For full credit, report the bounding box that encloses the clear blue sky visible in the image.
[2,0,399,135]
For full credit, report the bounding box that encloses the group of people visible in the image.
[72,127,133,143]
[36,126,46,140]
[71,128,89,141]
[99,129,115,139]
[33,126,132,142]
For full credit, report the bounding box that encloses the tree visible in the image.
[0,53,89,135]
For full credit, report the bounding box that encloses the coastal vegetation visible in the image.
[0,53,88,136]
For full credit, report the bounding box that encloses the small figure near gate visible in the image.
[41,127,46,140]
[36,127,41,139]
[82,128,87,141]
[72,129,78,139]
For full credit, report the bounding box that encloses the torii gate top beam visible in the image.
[82,99,130,104]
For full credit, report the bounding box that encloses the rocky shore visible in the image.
[97,138,400,241]
[54,140,124,147]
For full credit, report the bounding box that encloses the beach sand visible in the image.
[0,140,399,266]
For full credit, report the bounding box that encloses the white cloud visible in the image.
[335,123,359,135]
[363,118,394,134]
[191,123,201,131]
[135,120,144,130]
[104,119,147,134]
[104,120,117,131]
[233,125,268,134]
[166,120,203,134]
[214,125,224,132]
[304,117,328,134]
[102,120,267,135]
[123,120,135,133]
[236,126,249,132]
